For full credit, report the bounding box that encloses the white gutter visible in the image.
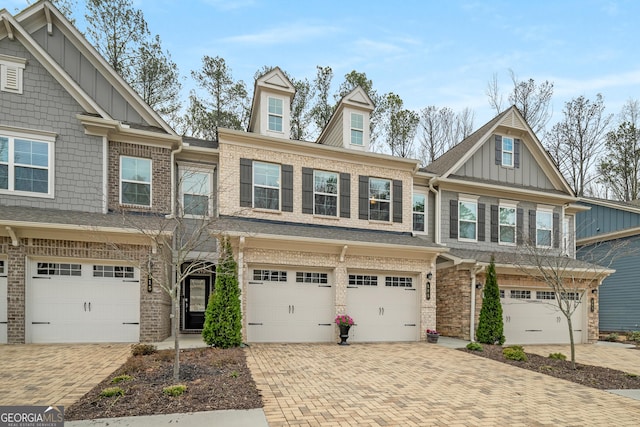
[169,142,184,217]
[469,264,484,342]
[428,177,441,244]
[102,135,108,213]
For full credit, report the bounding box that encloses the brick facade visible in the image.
[108,141,172,214]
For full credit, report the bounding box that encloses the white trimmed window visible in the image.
[180,167,212,217]
[253,161,280,210]
[120,156,151,206]
[369,177,391,221]
[350,113,364,146]
[0,129,54,197]
[268,97,283,132]
[0,54,26,94]
[413,193,426,233]
[536,210,553,247]
[459,199,477,241]
[499,205,516,244]
[314,170,338,216]
[563,216,571,255]
[502,137,514,167]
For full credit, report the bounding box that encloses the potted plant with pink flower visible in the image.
[335,314,354,345]
[426,329,440,343]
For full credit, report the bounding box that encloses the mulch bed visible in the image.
[460,344,640,390]
[66,347,262,421]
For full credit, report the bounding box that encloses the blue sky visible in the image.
[8,0,640,130]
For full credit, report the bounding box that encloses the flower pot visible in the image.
[427,333,439,343]
[338,324,351,345]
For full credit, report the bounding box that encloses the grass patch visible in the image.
[548,352,567,361]
[100,387,125,398]
[466,342,483,352]
[111,374,133,384]
[162,385,187,397]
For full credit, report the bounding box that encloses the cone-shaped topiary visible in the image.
[202,237,242,348]
[476,256,505,345]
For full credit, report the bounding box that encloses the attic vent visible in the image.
[0,54,27,94]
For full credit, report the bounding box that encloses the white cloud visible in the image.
[200,0,256,11]
[221,23,341,45]
[553,69,640,97]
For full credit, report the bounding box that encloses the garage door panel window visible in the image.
[561,292,581,301]
[253,269,287,282]
[510,290,531,299]
[349,274,378,286]
[385,276,413,288]
[36,262,81,276]
[296,272,328,284]
[93,265,135,279]
[537,291,555,300]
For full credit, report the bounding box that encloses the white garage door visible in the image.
[346,274,418,342]
[0,260,7,344]
[247,269,334,342]
[28,261,140,343]
[502,289,583,345]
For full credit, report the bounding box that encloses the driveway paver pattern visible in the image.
[246,342,640,426]
[0,343,131,408]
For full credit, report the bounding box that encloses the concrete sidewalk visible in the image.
[65,408,269,427]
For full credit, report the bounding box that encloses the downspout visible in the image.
[169,142,184,218]
[428,177,440,244]
[469,264,484,342]
[238,236,246,328]
[102,136,108,213]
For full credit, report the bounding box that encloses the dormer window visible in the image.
[350,113,364,146]
[268,97,283,132]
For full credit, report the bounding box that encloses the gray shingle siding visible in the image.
[0,37,104,213]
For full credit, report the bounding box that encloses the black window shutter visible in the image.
[449,200,458,239]
[553,213,560,248]
[392,180,403,223]
[340,173,351,218]
[514,138,521,168]
[529,210,537,244]
[359,175,369,220]
[516,208,524,245]
[281,164,293,212]
[490,205,498,242]
[478,203,486,241]
[239,158,252,207]
[495,135,502,165]
[302,167,313,214]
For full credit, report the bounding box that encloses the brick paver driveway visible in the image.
[246,342,640,426]
[0,344,130,408]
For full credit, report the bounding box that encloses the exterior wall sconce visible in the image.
[426,272,433,280]
[475,283,483,289]
[591,289,598,294]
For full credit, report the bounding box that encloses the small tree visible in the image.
[202,237,242,348]
[476,257,505,345]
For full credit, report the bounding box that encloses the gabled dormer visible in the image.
[248,67,295,139]
[317,86,374,152]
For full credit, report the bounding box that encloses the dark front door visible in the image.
[184,276,211,330]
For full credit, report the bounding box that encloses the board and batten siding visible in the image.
[30,26,146,126]
[576,203,640,240]
[321,110,344,147]
[592,236,640,331]
[453,135,556,191]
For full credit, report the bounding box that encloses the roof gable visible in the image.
[3,1,175,135]
[425,106,574,195]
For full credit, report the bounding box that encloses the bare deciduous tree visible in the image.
[546,94,612,196]
[598,122,640,201]
[487,70,553,135]
[514,238,620,368]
